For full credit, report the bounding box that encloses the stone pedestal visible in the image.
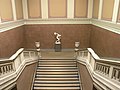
[54,44,61,52]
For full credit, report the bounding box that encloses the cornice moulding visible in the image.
[24,18,91,24]
[0,18,120,35]
[0,20,24,33]
[91,19,120,34]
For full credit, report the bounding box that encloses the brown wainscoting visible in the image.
[24,24,91,49]
[77,62,93,90]
[90,25,120,58]
[17,63,37,90]
[0,26,24,58]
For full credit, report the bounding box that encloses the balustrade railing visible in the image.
[112,68,120,82]
[0,48,38,89]
[0,62,14,76]
[77,48,120,90]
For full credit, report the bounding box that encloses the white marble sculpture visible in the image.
[54,32,61,44]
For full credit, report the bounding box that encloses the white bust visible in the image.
[54,32,61,44]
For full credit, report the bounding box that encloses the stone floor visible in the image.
[40,51,75,59]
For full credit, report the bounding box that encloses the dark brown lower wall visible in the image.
[24,24,91,49]
[77,62,93,90]
[90,25,120,58]
[0,26,24,58]
[17,63,37,90]
[1,24,120,58]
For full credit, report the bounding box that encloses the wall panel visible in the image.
[15,0,23,20]
[0,0,13,21]
[48,0,67,18]
[27,0,41,18]
[93,0,99,19]
[74,0,88,18]
[102,0,114,20]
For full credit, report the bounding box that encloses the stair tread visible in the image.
[37,71,78,75]
[35,77,79,81]
[37,66,77,69]
[39,59,76,62]
[34,86,80,90]
[36,74,79,77]
[36,69,78,71]
[34,83,80,87]
[38,65,76,66]
[33,59,80,90]
[34,80,80,83]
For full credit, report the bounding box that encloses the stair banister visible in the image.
[0,48,38,89]
[77,48,120,90]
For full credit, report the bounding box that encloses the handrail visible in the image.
[87,48,120,64]
[0,48,24,62]
[0,48,38,90]
[77,48,120,90]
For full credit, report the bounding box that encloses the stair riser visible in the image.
[35,78,79,81]
[33,59,80,90]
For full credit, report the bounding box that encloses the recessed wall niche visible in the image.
[27,0,42,18]
[48,0,67,18]
[0,0,13,22]
[102,0,114,21]
[15,0,23,20]
[74,0,88,18]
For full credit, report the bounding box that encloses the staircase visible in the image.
[33,59,81,90]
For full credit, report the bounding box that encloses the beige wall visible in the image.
[48,0,67,18]
[0,0,118,22]
[92,0,99,19]
[27,0,41,18]
[0,0,13,21]
[74,0,88,18]
[102,0,114,20]
[15,0,23,19]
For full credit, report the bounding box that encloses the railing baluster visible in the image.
[6,65,9,72]
[0,49,38,78]
[1,67,4,74]
[118,71,120,82]
[0,67,2,75]
[4,66,7,73]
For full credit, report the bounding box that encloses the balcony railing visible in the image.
[77,48,120,90]
[0,48,38,89]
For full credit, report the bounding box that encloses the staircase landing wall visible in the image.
[77,62,93,90]
[0,26,24,58]
[90,25,120,58]
[16,63,37,90]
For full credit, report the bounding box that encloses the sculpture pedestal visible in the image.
[54,44,61,52]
